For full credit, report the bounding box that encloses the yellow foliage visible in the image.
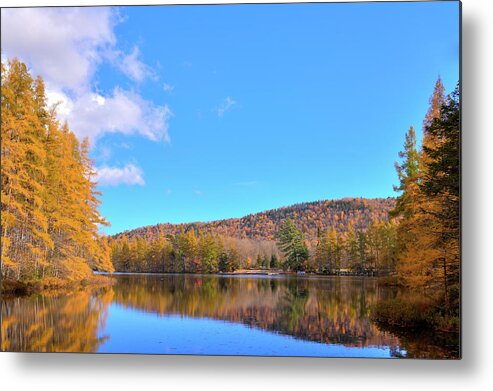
[1,58,113,283]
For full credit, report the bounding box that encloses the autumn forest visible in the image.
[1,59,114,287]
[1,56,460,346]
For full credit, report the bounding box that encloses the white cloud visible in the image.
[194,190,204,196]
[1,7,117,92]
[95,164,145,186]
[216,97,236,117]
[45,89,74,117]
[47,88,172,144]
[2,7,170,147]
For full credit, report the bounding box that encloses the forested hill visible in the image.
[114,197,395,242]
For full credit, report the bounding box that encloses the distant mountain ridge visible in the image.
[114,197,396,243]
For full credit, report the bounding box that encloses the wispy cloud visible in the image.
[97,145,113,162]
[95,164,145,186]
[117,141,132,149]
[116,45,155,82]
[215,97,236,117]
[236,180,258,187]
[194,190,204,196]
[163,83,174,93]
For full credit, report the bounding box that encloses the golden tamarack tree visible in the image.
[392,78,460,315]
[1,58,114,282]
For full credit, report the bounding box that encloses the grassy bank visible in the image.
[1,274,114,296]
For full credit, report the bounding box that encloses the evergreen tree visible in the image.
[420,84,460,313]
[392,78,460,314]
[391,123,430,285]
[391,125,420,218]
[276,219,309,271]
[270,254,279,269]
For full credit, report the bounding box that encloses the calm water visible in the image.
[1,274,459,358]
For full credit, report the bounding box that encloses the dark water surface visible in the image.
[1,273,459,358]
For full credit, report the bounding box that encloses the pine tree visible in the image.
[392,79,460,314]
[391,126,420,218]
[276,219,309,271]
[420,84,460,313]
[391,122,431,285]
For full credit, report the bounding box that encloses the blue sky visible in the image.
[1,2,459,234]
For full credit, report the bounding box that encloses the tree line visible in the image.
[275,217,397,274]
[389,78,460,317]
[1,58,114,285]
[108,216,397,275]
[109,230,282,273]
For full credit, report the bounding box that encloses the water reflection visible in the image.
[1,287,113,352]
[1,274,459,357]
[113,275,398,348]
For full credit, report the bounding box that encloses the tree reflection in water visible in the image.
[1,274,459,357]
[2,287,113,352]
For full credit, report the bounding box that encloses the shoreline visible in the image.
[2,270,391,295]
[99,270,385,279]
[1,274,114,296]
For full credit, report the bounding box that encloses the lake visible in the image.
[1,273,459,358]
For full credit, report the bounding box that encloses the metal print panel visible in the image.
[0,1,461,358]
